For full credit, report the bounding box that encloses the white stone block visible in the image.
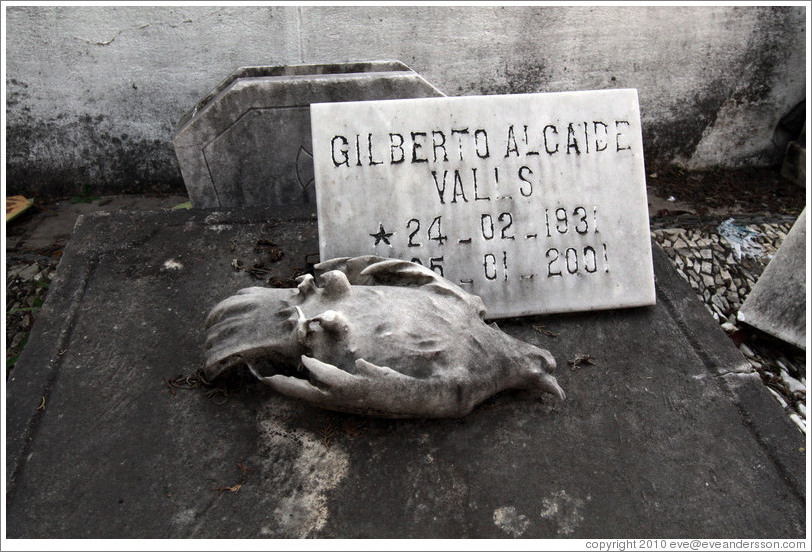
[739,209,807,350]
[311,89,655,318]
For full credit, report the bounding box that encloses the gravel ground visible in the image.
[6,255,61,377]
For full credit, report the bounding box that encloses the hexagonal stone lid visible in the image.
[173,61,444,208]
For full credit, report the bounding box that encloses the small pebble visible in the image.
[739,344,755,358]
[11,332,26,349]
[767,387,788,408]
[788,413,806,434]
[779,368,806,395]
[17,263,40,281]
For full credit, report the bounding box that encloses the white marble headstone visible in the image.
[311,89,655,318]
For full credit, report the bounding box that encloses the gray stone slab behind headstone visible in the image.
[5,209,804,538]
[739,208,807,350]
[173,61,444,209]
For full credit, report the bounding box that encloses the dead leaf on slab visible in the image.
[568,354,595,369]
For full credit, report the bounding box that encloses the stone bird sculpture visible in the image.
[204,255,564,418]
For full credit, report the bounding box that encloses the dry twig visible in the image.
[532,324,560,337]
[214,461,253,494]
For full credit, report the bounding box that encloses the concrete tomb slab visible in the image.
[5,209,804,538]
[311,89,655,318]
[738,208,807,350]
[173,61,444,208]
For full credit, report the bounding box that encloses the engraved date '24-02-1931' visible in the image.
[371,204,609,285]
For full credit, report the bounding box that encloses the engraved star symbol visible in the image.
[370,224,394,246]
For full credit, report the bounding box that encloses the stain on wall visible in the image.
[685,6,807,168]
[6,113,182,198]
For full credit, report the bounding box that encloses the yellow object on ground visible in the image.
[6,195,34,222]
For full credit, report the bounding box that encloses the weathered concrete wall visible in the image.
[5,5,806,199]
